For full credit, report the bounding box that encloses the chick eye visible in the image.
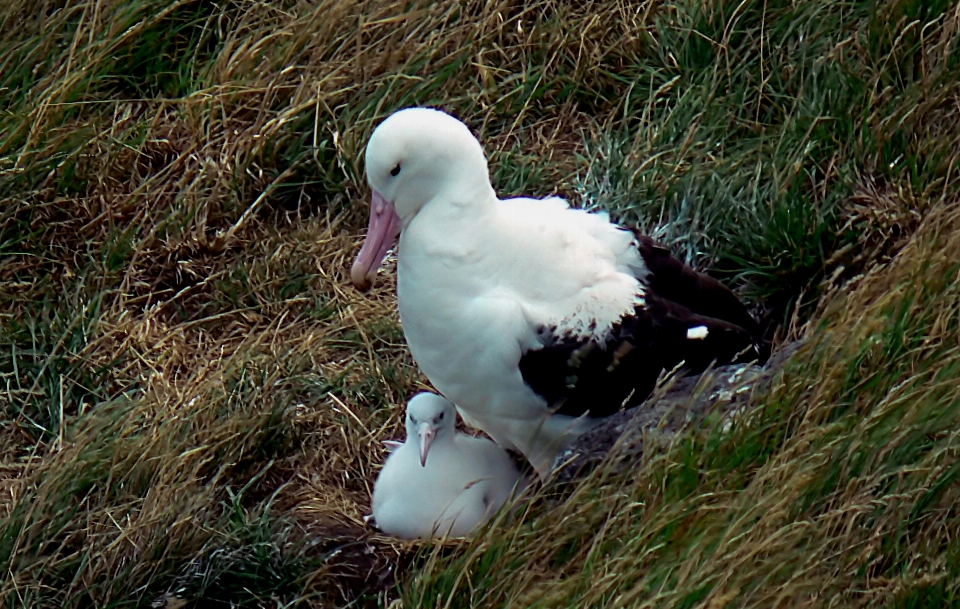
[390,164,401,177]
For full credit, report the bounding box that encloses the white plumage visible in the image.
[371,393,525,540]
[352,108,760,481]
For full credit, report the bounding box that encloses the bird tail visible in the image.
[644,293,760,375]
[631,233,767,361]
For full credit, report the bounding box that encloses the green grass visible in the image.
[1,0,959,606]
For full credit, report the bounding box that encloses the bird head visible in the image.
[350,107,494,291]
[405,392,457,467]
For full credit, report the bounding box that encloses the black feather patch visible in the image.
[519,293,759,418]
[632,233,764,348]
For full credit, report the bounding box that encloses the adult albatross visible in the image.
[351,107,762,479]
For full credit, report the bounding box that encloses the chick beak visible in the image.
[417,422,435,467]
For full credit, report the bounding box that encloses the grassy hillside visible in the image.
[1,0,958,606]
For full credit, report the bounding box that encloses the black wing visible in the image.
[632,233,763,344]
[519,294,759,419]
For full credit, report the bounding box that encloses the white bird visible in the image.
[371,392,525,540]
[351,107,762,480]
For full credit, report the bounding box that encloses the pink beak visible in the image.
[350,189,402,291]
[417,422,435,467]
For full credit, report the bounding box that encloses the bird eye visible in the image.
[438,412,444,420]
[409,415,416,425]
[390,164,401,177]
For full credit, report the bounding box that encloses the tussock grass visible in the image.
[1,0,958,606]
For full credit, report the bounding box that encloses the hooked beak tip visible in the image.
[350,269,373,292]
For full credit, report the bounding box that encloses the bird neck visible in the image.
[400,187,495,257]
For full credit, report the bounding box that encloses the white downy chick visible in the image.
[371,392,525,539]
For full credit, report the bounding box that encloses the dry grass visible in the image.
[1,0,959,606]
